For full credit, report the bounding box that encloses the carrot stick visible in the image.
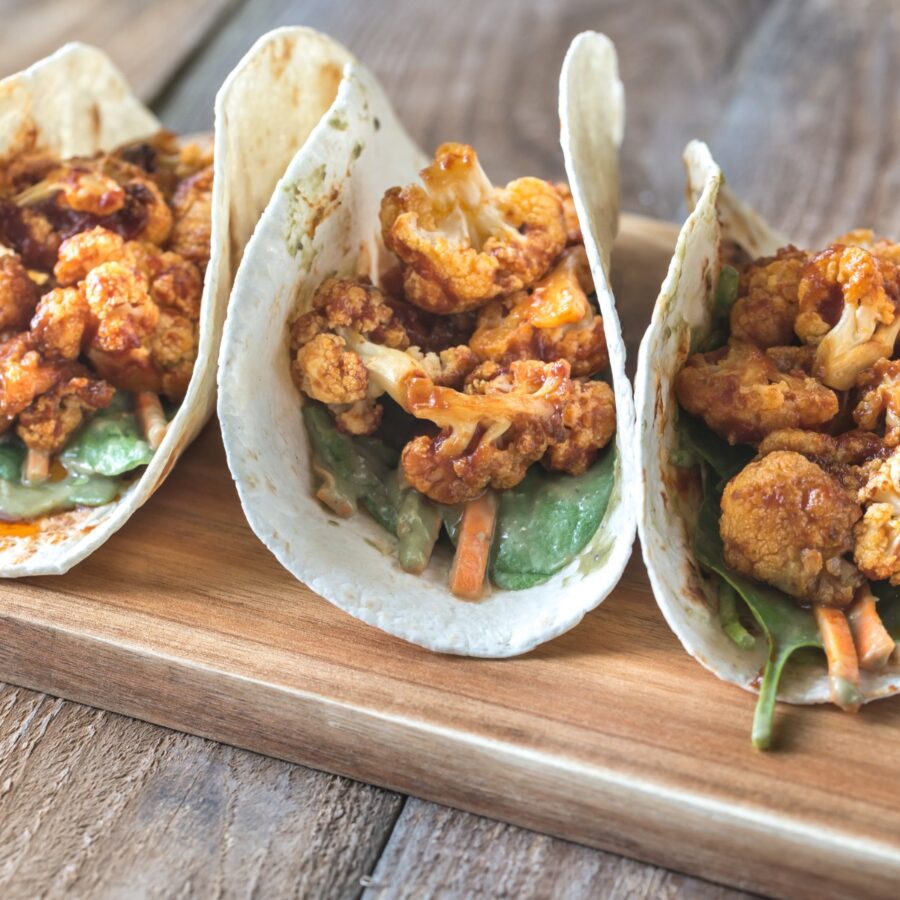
[848,585,896,671]
[813,606,861,712]
[136,391,168,450]
[24,448,49,484]
[449,491,498,601]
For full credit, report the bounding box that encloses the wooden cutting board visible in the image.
[0,214,897,900]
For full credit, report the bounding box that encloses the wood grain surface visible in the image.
[2,1,899,897]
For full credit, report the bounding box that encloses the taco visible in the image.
[636,140,900,748]
[218,29,636,656]
[0,34,344,575]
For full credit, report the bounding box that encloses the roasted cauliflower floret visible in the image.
[795,245,900,390]
[0,334,63,419]
[330,398,383,436]
[149,309,198,400]
[168,165,213,270]
[730,246,807,348]
[757,428,888,494]
[16,369,114,452]
[720,451,863,607]
[854,449,900,585]
[854,358,900,445]
[470,246,608,376]
[401,359,571,504]
[0,252,39,332]
[290,277,409,352]
[30,287,92,362]
[82,261,159,352]
[543,378,616,475]
[409,344,480,389]
[55,227,203,319]
[380,142,566,313]
[293,333,369,404]
[0,200,60,270]
[675,340,839,445]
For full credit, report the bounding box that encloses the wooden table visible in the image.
[2,1,897,896]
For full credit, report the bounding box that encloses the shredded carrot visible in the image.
[814,606,861,712]
[848,585,896,671]
[449,492,498,600]
[136,391,168,450]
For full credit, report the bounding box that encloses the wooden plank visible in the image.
[364,799,754,899]
[0,216,897,900]
[707,0,900,244]
[0,683,403,898]
[0,0,239,101]
[154,0,772,220]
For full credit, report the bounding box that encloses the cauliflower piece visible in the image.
[675,340,839,445]
[54,226,126,285]
[470,246,608,377]
[293,333,369,404]
[854,358,900,445]
[795,244,900,390]
[730,246,807,348]
[543,378,616,475]
[0,334,64,419]
[55,227,203,319]
[168,165,212,270]
[721,450,863,607]
[408,344,479,389]
[15,163,125,216]
[553,182,582,246]
[401,359,571,504]
[330,399,383,436]
[855,449,900,584]
[0,252,38,332]
[290,277,410,352]
[757,427,888,494]
[16,369,114,452]
[149,309,198,400]
[380,142,566,313]
[30,287,92,361]
[0,199,60,270]
[82,261,159,352]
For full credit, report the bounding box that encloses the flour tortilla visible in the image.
[635,140,900,703]
[218,29,636,656]
[0,35,339,575]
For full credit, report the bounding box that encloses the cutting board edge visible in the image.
[1,609,896,900]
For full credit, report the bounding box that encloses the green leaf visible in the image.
[694,492,823,750]
[676,411,754,488]
[490,447,615,590]
[0,440,25,482]
[303,405,399,533]
[697,264,740,351]
[62,402,154,477]
[0,472,119,519]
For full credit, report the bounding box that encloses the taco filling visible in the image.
[0,133,212,522]
[289,143,616,598]
[674,233,900,745]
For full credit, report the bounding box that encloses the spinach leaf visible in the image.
[303,405,440,571]
[676,411,753,489]
[303,405,398,533]
[62,402,154,477]
[490,446,615,590]
[696,264,740,351]
[0,440,25,482]
[694,492,823,749]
